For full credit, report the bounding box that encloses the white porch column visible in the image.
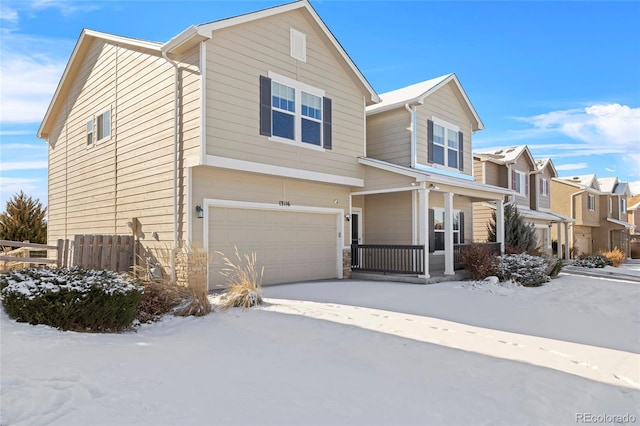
[444,192,454,275]
[564,223,570,260]
[496,199,505,254]
[556,222,563,260]
[418,187,430,279]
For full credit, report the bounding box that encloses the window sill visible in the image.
[269,136,325,152]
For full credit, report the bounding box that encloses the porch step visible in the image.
[350,270,470,284]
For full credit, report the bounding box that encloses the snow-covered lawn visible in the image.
[2,269,639,425]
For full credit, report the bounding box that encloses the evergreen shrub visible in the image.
[496,253,550,287]
[0,267,143,332]
[573,255,612,268]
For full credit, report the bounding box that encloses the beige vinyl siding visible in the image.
[364,192,412,244]
[47,40,200,249]
[537,168,552,210]
[415,81,473,176]
[190,166,350,248]
[472,203,493,242]
[204,9,366,180]
[366,109,411,166]
[473,159,483,183]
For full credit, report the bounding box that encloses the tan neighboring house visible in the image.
[37,0,510,286]
[359,74,511,277]
[472,146,573,258]
[594,177,633,255]
[551,174,633,256]
[628,195,640,234]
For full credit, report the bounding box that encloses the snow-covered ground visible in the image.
[2,266,639,425]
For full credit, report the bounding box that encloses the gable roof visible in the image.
[38,30,163,139]
[38,0,379,140]
[554,174,602,191]
[534,158,558,178]
[474,145,537,169]
[597,177,618,193]
[366,73,484,131]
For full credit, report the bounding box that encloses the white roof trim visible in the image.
[358,157,511,196]
[606,217,634,229]
[38,29,162,139]
[196,0,379,104]
[366,73,483,131]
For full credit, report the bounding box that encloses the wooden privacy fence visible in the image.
[0,235,134,273]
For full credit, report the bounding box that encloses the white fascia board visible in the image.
[358,157,428,181]
[606,217,634,228]
[205,155,364,187]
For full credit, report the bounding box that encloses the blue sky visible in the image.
[1,0,639,209]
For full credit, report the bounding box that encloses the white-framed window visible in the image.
[540,177,549,196]
[513,170,527,196]
[433,208,461,252]
[430,118,460,170]
[86,107,111,147]
[621,198,627,213]
[609,197,613,214]
[588,194,596,211]
[267,72,325,148]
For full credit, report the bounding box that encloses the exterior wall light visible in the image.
[195,205,204,219]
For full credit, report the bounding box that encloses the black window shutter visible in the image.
[459,212,465,244]
[428,208,435,253]
[427,119,434,163]
[458,131,464,171]
[259,75,272,136]
[323,97,332,150]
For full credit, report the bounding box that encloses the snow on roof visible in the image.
[474,145,528,164]
[367,74,452,113]
[557,174,599,189]
[597,177,618,193]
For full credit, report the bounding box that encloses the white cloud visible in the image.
[0,161,48,171]
[555,163,588,171]
[520,104,640,156]
[1,143,45,150]
[629,181,640,196]
[31,0,100,15]
[0,34,71,123]
[605,167,616,172]
[0,6,18,23]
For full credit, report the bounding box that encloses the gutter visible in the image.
[161,48,180,282]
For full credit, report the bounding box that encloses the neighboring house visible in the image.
[472,146,573,257]
[551,174,633,256]
[37,0,510,287]
[595,177,633,255]
[38,0,379,288]
[628,195,640,234]
[360,74,510,277]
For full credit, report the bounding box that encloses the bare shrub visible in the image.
[136,280,193,323]
[459,243,498,280]
[217,247,264,310]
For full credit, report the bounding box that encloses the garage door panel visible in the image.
[209,207,338,288]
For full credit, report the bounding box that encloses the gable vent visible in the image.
[290,28,307,62]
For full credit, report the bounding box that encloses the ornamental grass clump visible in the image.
[217,247,264,310]
[0,267,143,332]
[496,253,550,287]
[599,247,626,267]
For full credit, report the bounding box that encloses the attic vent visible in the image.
[290,28,306,62]
[495,150,503,154]
[572,177,580,180]
[506,148,515,153]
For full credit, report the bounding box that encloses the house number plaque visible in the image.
[279,201,291,206]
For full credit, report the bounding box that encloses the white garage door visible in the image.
[208,207,339,288]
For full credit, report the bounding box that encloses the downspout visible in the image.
[162,49,179,282]
[405,103,417,168]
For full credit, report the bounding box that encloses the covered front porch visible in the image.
[350,158,511,282]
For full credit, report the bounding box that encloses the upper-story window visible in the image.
[540,177,549,197]
[86,107,111,147]
[260,73,332,150]
[588,194,596,211]
[512,170,527,196]
[428,118,463,171]
[621,198,627,213]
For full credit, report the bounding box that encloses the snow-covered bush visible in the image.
[458,243,498,280]
[496,254,550,287]
[573,255,612,268]
[0,267,143,332]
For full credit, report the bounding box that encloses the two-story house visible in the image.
[356,74,511,277]
[472,146,573,258]
[593,177,633,255]
[38,0,511,287]
[38,1,381,288]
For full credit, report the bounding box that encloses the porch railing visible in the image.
[453,242,502,270]
[351,244,425,275]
